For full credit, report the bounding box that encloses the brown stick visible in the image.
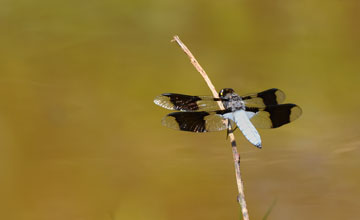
[171,35,249,220]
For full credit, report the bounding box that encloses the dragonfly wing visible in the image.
[161,111,228,132]
[242,88,286,108]
[246,104,302,129]
[154,93,221,112]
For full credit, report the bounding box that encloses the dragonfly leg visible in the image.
[226,120,238,139]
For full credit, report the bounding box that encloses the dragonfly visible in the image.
[154,88,302,148]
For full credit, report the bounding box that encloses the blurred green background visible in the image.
[1,0,359,219]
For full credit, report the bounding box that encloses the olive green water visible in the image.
[1,0,359,219]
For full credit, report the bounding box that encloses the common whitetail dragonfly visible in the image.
[154,88,302,148]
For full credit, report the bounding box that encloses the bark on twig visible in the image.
[171,35,249,220]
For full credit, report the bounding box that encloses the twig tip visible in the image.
[171,35,179,42]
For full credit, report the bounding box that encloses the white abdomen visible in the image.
[223,110,262,148]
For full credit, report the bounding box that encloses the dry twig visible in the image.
[171,35,249,220]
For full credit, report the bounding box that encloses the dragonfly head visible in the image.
[219,88,235,99]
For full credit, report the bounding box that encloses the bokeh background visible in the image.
[1,0,359,219]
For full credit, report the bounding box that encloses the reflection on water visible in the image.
[0,0,359,219]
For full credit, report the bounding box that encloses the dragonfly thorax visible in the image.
[222,92,245,111]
